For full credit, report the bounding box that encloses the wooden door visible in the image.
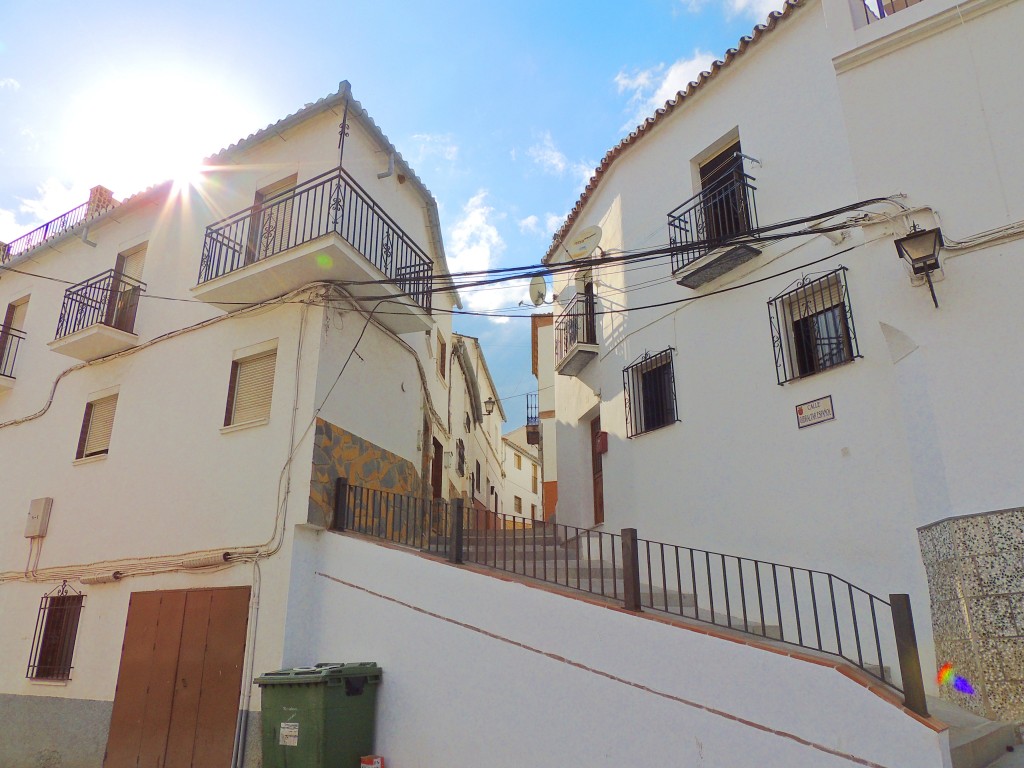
[699,141,747,243]
[590,417,604,526]
[104,587,250,768]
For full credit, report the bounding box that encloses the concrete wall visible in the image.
[280,530,950,768]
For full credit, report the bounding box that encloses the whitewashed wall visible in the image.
[280,531,950,768]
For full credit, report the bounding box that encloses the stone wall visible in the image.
[307,418,423,528]
[919,507,1024,727]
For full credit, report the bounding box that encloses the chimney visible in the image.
[87,185,115,218]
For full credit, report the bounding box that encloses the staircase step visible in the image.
[929,697,1020,768]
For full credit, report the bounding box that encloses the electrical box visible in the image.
[25,497,53,538]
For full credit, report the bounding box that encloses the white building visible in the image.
[0,82,485,767]
[540,0,1024,731]
[501,426,543,523]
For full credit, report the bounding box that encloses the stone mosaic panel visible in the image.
[919,507,1024,725]
[307,418,423,528]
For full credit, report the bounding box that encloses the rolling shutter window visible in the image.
[228,351,276,426]
[79,394,118,458]
[120,246,147,281]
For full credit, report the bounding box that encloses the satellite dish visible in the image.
[565,225,602,260]
[528,275,547,306]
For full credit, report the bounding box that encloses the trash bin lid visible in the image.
[255,662,382,686]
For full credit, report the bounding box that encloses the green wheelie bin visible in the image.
[255,662,382,768]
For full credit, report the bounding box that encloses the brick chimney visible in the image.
[86,185,115,218]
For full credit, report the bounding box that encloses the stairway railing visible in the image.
[330,479,928,716]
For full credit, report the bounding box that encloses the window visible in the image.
[514,453,522,470]
[1,296,28,380]
[530,504,537,520]
[623,349,678,438]
[76,394,118,459]
[531,463,538,493]
[438,336,447,380]
[247,175,297,263]
[27,582,84,681]
[456,439,465,476]
[768,268,860,385]
[475,462,481,492]
[464,413,471,433]
[225,349,276,426]
[514,496,523,515]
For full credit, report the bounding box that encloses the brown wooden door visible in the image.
[104,587,250,768]
[590,417,604,526]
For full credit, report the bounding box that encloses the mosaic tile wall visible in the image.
[308,418,424,528]
[919,507,1024,726]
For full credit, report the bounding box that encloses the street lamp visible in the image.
[484,397,496,416]
[895,225,943,307]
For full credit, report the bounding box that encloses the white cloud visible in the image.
[724,0,787,19]
[410,133,459,163]
[448,191,526,323]
[0,178,91,242]
[544,214,564,236]
[615,49,716,129]
[527,132,568,175]
[518,215,540,235]
[0,78,20,90]
[678,0,785,17]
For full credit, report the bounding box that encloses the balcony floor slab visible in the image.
[192,233,431,335]
[48,325,139,362]
[555,343,599,376]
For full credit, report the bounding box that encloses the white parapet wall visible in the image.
[281,529,951,768]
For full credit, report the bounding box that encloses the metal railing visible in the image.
[198,166,433,310]
[634,536,898,687]
[526,393,539,426]
[667,171,758,273]
[1,199,115,264]
[554,293,597,366]
[55,269,146,340]
[860,0,922,24]
[0,326,25,379]
[332,479,929,714]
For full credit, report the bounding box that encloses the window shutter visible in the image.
[83,394,118,457]
[231,351,276,424]
[120,246,146,281]
[788,276,844,320]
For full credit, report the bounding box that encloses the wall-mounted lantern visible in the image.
[895,225,943,307]
[484,397,496,416]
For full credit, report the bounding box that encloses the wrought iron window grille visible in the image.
[623,348,679,438]
[456,439,466,476]
[768,267,861,385]
[27,581,84,681]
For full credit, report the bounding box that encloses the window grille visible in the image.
[456,439,465,476]
[27,581,84,680]
[623,349,679,438]
[768,268,861,385]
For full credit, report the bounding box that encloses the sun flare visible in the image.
[61,69,262,200]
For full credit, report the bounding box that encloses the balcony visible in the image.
[555,293,598,377]
[526,392,540,445]
[0,186,115,264]
[48,270,145,361]
[858,0,924,25]
[667,172,760,289]
[0,327,25,389]
[193,167,433,334]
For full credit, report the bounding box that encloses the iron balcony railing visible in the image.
[667,171,759,273]
[1,199,116,265]
[526,392,539,426]
[55,269,146,340]
[198,166,433,310]
[860,0,921,24]
[331,479,930,714]
[0,326,25,379]
[554,292,597,366]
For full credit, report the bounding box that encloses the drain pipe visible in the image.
[377,152,395,180]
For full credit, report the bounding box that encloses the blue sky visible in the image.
[0,0,784,427]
